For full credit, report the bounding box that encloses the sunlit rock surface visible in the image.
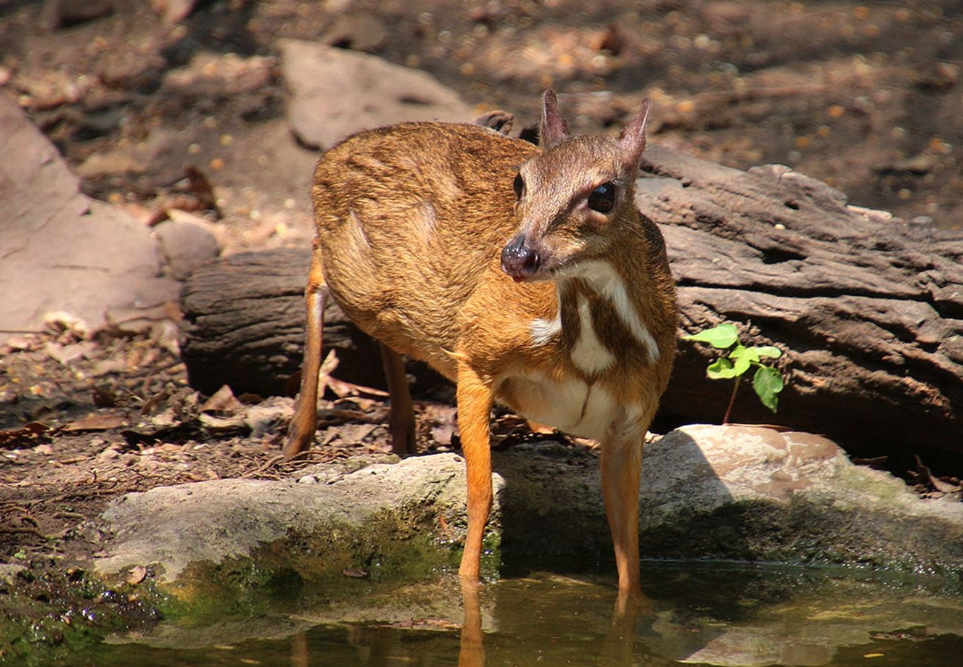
[95,425,963,590]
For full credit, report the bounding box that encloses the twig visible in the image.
[723,375,741,425]
[241,454,287,479]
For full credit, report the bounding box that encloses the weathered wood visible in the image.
[178,146,963,456]
[179,248,382,397]
[637,145,963,456]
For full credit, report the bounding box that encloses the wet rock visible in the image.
[0,92,179,344]
[279,39,474,150]
[94,425,963,589]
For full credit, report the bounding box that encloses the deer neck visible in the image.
[531,259,660,377]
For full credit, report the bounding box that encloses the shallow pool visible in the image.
[48,562,963,666]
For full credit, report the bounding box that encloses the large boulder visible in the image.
[280,39,475,150]
[0,92,183,342]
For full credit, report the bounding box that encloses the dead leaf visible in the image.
[61,414,127,432]
[526,419,557,435]
[201,385,244,415]
[327,376,389,398]
[342,567,368,578]
[0,421,49,448]
[126,565,148,585]
[337,423,377,443]
[914,455,961,495]
[198,412,247,430]
[388,618,460,630]
[319,350,388,398]
[139,388,169,416]
[42,311,90,339]
[44,341,97,365]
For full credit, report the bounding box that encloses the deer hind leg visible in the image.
[379,343,416,456]
[600,433,644,592]
[455,361,495,581]
[283,250,328,460]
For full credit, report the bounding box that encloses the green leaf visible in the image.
[707,357,738,379]
[683,323,740,349]
[752,345,782,359]
[731,350,753,376]
[752,366,784,413]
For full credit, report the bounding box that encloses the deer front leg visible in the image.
[455,361,495,581]
[600,432,644,593]
[283,250,327,460]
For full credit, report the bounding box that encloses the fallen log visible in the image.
[637,145,963,459]
[178,146,963,458]
[178,248,383,397]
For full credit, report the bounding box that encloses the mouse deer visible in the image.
[284,90,677,592]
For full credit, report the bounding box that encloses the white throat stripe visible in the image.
[570,292,617,373]
[574,260,660,364]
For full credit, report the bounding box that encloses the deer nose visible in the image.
[500,234,541,282]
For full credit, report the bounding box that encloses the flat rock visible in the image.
[94,425,963,589]
[0,92,181,342]
[280,39,474,150]
[636,425,963,572]
[95,453,483,582]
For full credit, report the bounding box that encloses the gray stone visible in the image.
[152,213,221,281]
[93,425,963,588]
[0,91,179,342]
[636,425,963,573]
[279,39,474,150]
[95,452,486,581]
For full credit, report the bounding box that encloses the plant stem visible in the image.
[723,375,741,425]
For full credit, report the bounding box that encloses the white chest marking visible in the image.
[530,315,562,347]
[500,373,617,440]
[570,292,616,374]
[576,260,660,364]
[530,282,562,346]
[528,260,659,365]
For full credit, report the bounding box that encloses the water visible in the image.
[47,562,963,666]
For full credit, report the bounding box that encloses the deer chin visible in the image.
[545,254,602,282]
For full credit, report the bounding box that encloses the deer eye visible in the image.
[513,173,525,199]
[588,182,616,213]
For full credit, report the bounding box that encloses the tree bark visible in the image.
[178,146,963,457]
[637,145,963,457]
[178,248,383,397]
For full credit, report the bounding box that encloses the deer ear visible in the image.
[618,97,650,174]
[539,89,570,149]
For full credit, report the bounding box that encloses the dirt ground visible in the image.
[1,0,962,568]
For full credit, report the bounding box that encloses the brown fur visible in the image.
[285,91,677,593]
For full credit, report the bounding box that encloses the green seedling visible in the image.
[683,323,784,424]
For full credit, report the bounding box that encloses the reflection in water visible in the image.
[278,564,963,667]
[290,630,308,667]
[93,563,963,667]
[459,579,484,667]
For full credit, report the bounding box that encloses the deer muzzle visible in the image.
[500,234,542,282]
